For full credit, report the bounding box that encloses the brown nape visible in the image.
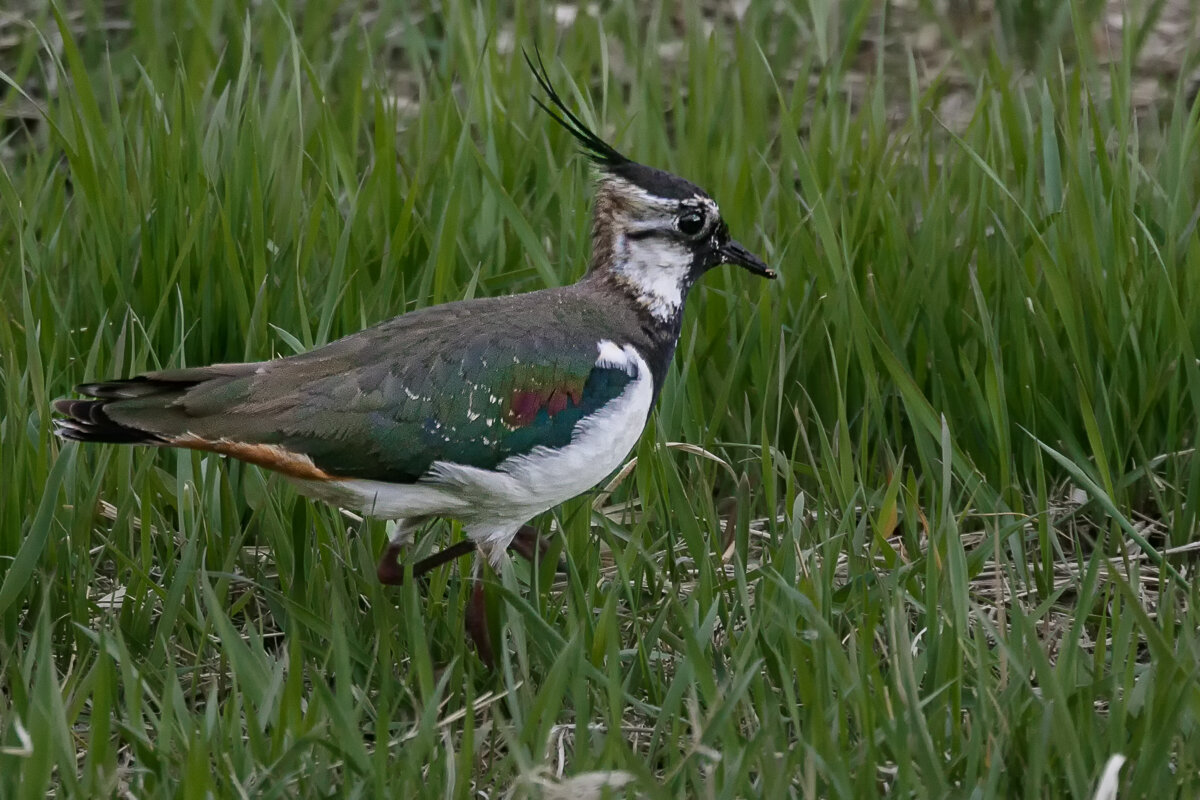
[586,180,626,275]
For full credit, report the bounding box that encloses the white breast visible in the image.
[498,342,651,509]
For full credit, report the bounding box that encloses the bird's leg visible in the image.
[376,523,563,586]
[506,523,549,563]
[379,539,476,586]
[376,538,407,585]
[376,518,426,585]
[507,523,569,574]
[464,576,494,668]
[464,542,511,668]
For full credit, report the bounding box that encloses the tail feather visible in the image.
[53,398,166,444]
[53,374,209,445]
[52,365,339,481]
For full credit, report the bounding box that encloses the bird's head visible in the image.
[526,51,775,323]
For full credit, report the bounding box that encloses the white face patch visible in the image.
[596,177,725,322]
[611,233,692,321]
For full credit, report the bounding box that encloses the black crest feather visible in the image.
[524,48,630,168]
[524,49,707,202]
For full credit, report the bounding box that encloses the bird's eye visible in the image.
[676,210,707,237]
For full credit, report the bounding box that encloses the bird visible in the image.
[53,51,775,661]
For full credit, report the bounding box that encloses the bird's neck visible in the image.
[588,228,695,327]
[577,268,685,402]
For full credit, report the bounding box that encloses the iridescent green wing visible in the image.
[100,293,638,483]
[262,326,634,482]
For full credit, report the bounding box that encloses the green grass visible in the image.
[3,0,1200,796]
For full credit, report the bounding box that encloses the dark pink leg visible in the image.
[464,580,494,667]
[377,539,475,585]
[376,539,407,585]
[376,523,562,585]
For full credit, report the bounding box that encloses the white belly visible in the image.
[293,343,654,534]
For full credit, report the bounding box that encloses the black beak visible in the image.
[721,239,776,279]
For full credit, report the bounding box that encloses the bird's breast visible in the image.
[427,344,655,517]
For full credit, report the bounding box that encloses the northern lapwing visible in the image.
[53,51,775,662]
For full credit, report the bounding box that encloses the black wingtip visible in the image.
[51,397,165,445]
[523,47,630,169]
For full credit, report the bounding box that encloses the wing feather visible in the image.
[55,289,641,484]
